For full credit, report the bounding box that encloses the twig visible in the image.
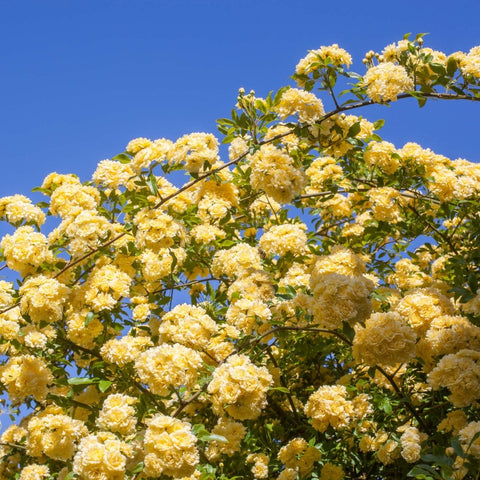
[0,441,26,450]
[265,345,300,421]
[375,365,430,434]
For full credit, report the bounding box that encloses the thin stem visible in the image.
[316,219,349,236]
[246,325,353,353]
[152,276,217,295]
[328,82,340,110]
[407,204,459,255]
[173,386,207,418]
[265,345,300,421]
[375,365,430,434]
[0,441,26,450]
[319,91,480,124]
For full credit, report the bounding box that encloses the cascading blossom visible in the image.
[212,243,263,279]
[92,159,134,189]
[143,414,199,478]
[167,132,219,173]
[1,35,480,480]
[96,394,138,436]
[310,272,374,328]
[0,194,46,226]
[208,354,273,420]
[275,88,325,124]
[134,209,187,251]
[278,437,322,477]
[205,417,247,460]
[427,349,480,407]
[364,141,399,174]
[134,343,203,396]
[159,303,218,350]
[259,223,308,257]
[363,62,414,102]
[353,312,417,366]
[0,354,53,404]
[0,225,54,276]
[19,275,70,324]
[26,413,88,461]
[249,144,307,204]
[100,333,153,367]
[72,432,133,480]
[304,385,354,432]
[296,44,352,77]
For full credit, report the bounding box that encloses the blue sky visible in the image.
[1,0,479,200]
[0,0,479,432]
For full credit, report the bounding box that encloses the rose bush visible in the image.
[1,34,480,479]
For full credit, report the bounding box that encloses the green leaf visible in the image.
[415,32,428,41]
[270,386,290,394]
[203,433,228,443]
[146,174,159,196]
[373,119,385,130]
[407,464,438,479]
[98,380,112,393]
[379,397,393,414]
[129,462,144,474]
[193,424,228,443]
[68,377,97,386]
[429,63,446,75]
[417,96,427,108]
[112,153,131,164]
[342,321,355,341]
[84,312,96,326]
[273,86,289,105]
[446,57,457,76]
[347,122,361,138]
[35,201,50,209]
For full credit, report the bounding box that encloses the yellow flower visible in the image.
[167,132,219,173]
[363,62,413,103]
[320,463,344,480]
[96,394,138,436]
[26,413,88,460]
[208,354,273,420]
[304,385,354,432]
[276,88,325,124]
[249,144,307,204]
[134,343,203,396]
[0,354,53,404]
[1,226,54,277]
[427,349,480,407]
[144,415,199,478]
[259,223,307,257]
[353,312,416,366]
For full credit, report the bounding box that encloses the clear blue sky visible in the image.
[1,0,479,199]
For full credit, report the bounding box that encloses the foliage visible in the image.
[0,34,480,480]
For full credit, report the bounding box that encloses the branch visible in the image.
[152,276,217,295]
[265,345,300,421]
[173,385,207,418]
[407,204,459,255]
[374,364,430,434]
[0,441,26,450]
[319,91,480,124]
[246,325,353,353]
